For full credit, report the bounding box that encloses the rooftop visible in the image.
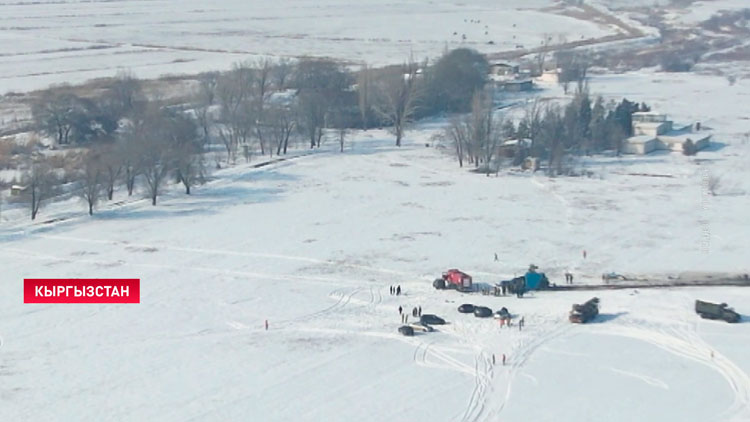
[626,135,655,144]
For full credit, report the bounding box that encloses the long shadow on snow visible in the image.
[229,166,300,183]
[591,312,628,323]
[9,186,285,241]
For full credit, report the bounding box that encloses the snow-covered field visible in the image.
[0,0,622,94]
[1,68,750,420]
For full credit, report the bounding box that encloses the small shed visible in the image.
[500,79,533,92]
[11,185,27,196]
[489,61,519,77]
[623,135,658,154]
[522,156,539,171]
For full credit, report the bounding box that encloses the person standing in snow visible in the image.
[583,250,587,259]
[519,317,525,331]
[492,354,496,365]
[390,286,393,295]
[404,315,408,323]
[396,285,401,296]
[264,320,268,331]
[418,306,422,317]
[502,354,506,366]
[494,253,499,262]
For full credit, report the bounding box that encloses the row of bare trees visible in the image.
[443,90,506,172]
[18,48,495,220]
[443,87,651,176]
[19,102,205,219]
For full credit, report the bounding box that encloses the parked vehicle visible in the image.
[695,300,740,323]
[433,269,473,291]
[398,325,415,336]
[474,306,492,318]
[420,314,446,325]
[409,322,435,332]
[458,304,475,313]
[569,297,600,323]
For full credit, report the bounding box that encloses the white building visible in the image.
[623,112,711,155]
[535,69,560,84]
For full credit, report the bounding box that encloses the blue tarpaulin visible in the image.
[525,272,544,290]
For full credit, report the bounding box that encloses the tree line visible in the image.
[443,86,649,176]
[19,49,493,220]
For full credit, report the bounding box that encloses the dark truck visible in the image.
[695,300,740,323]
[569,297,600,323]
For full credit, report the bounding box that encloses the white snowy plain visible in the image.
[0,0,618,94]
[1,70,750,421]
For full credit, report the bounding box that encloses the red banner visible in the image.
[24,279,140,304]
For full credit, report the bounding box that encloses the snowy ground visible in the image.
[2,69,750,421]
[0,0,621,94]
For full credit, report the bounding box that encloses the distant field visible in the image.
[0,0,620,93]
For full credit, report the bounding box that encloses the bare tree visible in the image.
[195,72,219,149]
[167,111,203,195]
[444,116,471,167]
[78,151,103,215]
[534,33,552,75]
[174,148,205,195]
[32,91,76,146]
[374,61,420,147]
[120,140,140,196]
[294,59,352,149]
[99,146,121,200]
[469,90,502,175]
[139,135,172,206]
[297,91,326,149]
[253,58,274,155]
[337,124,347,153]
[106,70,142,118]
[272,58,293,90]
[217,64,256,163]
[21,157,56,220]
[267,105,296,156]
[197,71,219,106]
[539,104,565,176]
[357,63,372,130]
[32,91,117,146]
[556,51,591,95]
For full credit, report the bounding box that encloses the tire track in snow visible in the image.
[412,340,477,377]
[479,317,573,422]
[0,246,371,287]
[604,319,750,421]
[34,234,418,279]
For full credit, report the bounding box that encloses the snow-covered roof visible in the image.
[502,138,532,147]
[634,121,670,129]
[625,135,656,144]
[659,132,712,144]
[489,60,519,67]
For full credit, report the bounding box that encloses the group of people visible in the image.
[564,272,574,284]
[398,305,421,323]
[389,285,402,296]
[492,353,507,366]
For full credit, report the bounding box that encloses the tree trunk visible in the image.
[89,203,93,216]
[152,195,157,206]
[31,189,37,220]
[107,186,114,200]
[185,184,191,195]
